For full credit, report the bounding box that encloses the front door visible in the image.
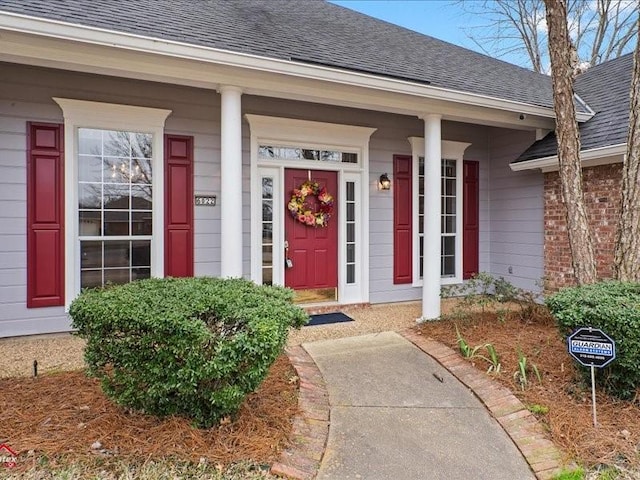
[284,168,338,302]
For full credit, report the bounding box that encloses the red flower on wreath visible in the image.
[288,180,334,227]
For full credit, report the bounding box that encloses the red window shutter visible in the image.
[463,160,479,280]
[393,155,413,284]
[164,134,194,277]
[27,122,65,307]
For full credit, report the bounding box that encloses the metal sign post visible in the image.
[567,327,616,428]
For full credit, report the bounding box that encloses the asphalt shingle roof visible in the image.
[516,53,633,162]
[0,0,564,111]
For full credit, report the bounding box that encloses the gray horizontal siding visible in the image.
[0,63,222,336]
[487,128,543,292]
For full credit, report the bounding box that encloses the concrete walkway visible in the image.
[303,331,535,480]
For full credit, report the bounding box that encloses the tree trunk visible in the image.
[544,0,598,285]
[614,18,640,281]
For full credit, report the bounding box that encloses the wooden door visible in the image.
[284,169,338,293]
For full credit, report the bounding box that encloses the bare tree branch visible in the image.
[456,0,638,72]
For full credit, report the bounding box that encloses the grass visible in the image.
[3,457,275,479]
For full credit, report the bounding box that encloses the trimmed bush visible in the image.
[546,281,640,400]
[69,277,308,427]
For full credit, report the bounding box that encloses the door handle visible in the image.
[284,240,293,268]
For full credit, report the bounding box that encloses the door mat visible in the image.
[306,312,354,327]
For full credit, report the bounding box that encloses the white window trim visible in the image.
[407,137,471,287]
[53,98,171,308]
[246,114,376,305]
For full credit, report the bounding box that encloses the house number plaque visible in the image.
[195,195,217,206]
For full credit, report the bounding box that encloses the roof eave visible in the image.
[0,10,574,120]
[510,143,627,172]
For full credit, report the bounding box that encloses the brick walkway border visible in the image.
[271,345,330,480]
[400,329,565,480]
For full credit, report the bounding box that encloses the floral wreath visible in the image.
[288,180,334,227]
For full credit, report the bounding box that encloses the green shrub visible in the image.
[546,281,640,400]
[69,277,308,427]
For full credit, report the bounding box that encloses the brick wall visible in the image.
[544,164,622,291]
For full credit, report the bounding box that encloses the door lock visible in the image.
[284,240,293,268]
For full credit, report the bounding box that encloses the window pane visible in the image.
[132,211,152,235]
[104,157,129,184]
[104,185,130,209]
[302,149,318,160]
[442,256,455,276]
[81,270,102,289]
[131,133,152,159]
[78,129,102,155]
[104,130,131,157]
[342,153,358,164]
[445,197,456,214]
[262,267,273,286]
[320,151,340,162]
[79,184,102,209]
[131,241,151,266]
[104,240,130,268]
[79,211,101,236]
[133,267,151,281]
[347,203,355,222]
[262,223,273,242]
[131,186,152,209]
[442,236,455,256]
[347,264,355,284]
[81,242,102,268]
[131,159,152,184]
[347,223,355,243]
[262,177,273,199]
[262,200,273,222]
[79,156,102,182]
[445,215,456,233]
[346,182,355,200]
[262,245,273,267]
[104,211,129,236]
[104,268,130,285]
[445,179,456,196]
[347,244,355,263]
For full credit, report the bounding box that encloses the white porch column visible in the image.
[219,86,243,278]
[421,114,442,320]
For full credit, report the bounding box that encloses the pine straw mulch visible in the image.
[416,307,640,471]
[1,355,298,472]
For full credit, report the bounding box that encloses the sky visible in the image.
[329,1,494,58]
[330,1,638,73]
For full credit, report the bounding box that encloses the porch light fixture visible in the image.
[379,173,391,190]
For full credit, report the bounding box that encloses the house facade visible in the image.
[513,53,634,291]
[0,0,605,338]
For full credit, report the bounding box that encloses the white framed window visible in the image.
[53,98,171,307]
[408,137,470,286]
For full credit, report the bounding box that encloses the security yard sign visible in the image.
[568,327,616,368]
[567,327,616,427]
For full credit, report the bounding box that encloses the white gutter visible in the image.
[0,11,593,121]
[510,143,627,172]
